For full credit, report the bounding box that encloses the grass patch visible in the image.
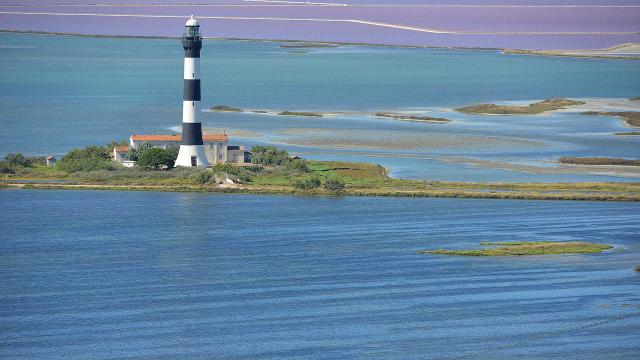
[419,241,612,256]
[581,111,640,128]
[559,157,640,166]
[456,98,585,115]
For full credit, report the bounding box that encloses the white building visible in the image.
[129,134,247,165]
[111,146,135,168]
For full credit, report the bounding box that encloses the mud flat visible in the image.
[374,113,450,123]
[420,241,613,256]
[559,157,640,167]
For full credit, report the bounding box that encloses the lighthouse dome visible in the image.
[185,15,199,27]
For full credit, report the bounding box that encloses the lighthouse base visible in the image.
[175,144,209,168]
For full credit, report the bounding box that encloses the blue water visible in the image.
[0,189,639,359]
[1,33,639,182]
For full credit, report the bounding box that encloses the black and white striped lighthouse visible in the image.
[175,15,209,167]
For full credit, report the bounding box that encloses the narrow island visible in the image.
[374,113,450,123]
[456,98,585,115]
[559,157,640,167]
[278,111,324,117]
[581,111,640,128]
[2,146,640,201]
[419,241,612,256]
[614,132,640,136]
[211,105,243,112]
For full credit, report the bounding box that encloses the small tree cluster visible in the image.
[251,146,292,166]
[0,153,33,174]
[57,146,117,172]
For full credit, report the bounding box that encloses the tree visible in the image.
[323,178,345,193]
[137,148,175,170]
[166,145,180,164]
[0,160,14,174]
[5,153,31,167]
[127,142,153,161]
[57,146,115,172]
[286,158,309,173]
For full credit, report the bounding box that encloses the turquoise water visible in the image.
[1,190,639,359]
[1,33,639,181]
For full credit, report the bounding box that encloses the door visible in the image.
[191,156,197,167]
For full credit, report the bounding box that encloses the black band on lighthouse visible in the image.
[183,79,201,101]
[182,38,202,58]
[181,122,203,145]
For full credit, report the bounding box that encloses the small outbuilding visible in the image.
[46,156,56,166]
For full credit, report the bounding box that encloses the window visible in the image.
[191,156,197,167]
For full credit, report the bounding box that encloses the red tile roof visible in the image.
[114,146,129,153]
[130,134,228,142]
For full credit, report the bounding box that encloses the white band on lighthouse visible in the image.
[182,101,198,123]
[184,57,199,80]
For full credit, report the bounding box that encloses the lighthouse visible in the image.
[175,15,209,167]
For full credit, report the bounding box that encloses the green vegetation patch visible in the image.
[614,132,640,136]
[582,111,640,128]
[374,112,450,122]
[559,157,640,166]
[456,98,585,115]
[420,241,612,256]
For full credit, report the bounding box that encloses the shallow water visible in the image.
[0,33,639,181]
[0,189,639,359]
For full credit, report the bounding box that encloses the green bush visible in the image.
[5,153,31,167]
[286,159,309,173]
[137,148,175,170]
[57,146,117,172]
[323,178,345,193]
[195,170,213,185]
[293,176,321,190]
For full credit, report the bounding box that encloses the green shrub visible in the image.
[137,148,175,170]
[323,178,345,193]
[286,159,309,173]
[57,146,117,172]
[5,153,31,167]
[293,176,321,190]
[195,170,213,185]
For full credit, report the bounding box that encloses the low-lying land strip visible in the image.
[419,241,613,256]
[2,146,640,201]
[581,111,640,128]
[559,157,640,167]
[456,98,585,115]
[504,43,640,60]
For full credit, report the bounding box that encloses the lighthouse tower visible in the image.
[175,15,209,167]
